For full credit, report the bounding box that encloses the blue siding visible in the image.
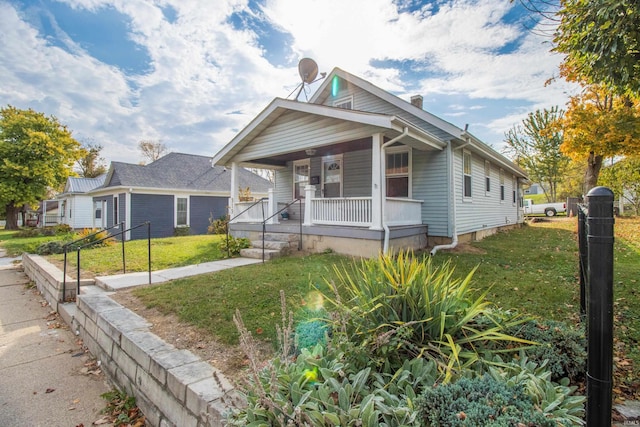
[343,149,372,197]
[413,149,450,237]
[190,196,227,235]
[130,194,174,239]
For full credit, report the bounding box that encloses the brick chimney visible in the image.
[410,95,423,110]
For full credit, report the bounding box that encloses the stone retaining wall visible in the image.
[21,254,242,426]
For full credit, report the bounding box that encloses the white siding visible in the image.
[59,195,96,229]
[453,150,520,235]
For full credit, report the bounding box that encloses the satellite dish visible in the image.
[298,58,318,84]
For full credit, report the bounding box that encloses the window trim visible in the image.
[385,146,412,198]
[462,150,472,200]
[499,169,505,203]
[293,159,311,200]
[484,160,491,196]
[175,196,189,227]
[333,96,353,110]
[113,196,119,225]
[512,176,517,206]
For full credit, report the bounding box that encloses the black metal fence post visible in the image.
[147,222,151,285]
[120,221,126,273]
[585,186,615,427]
[577,207,587,318]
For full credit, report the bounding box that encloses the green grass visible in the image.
[48,234,228,276]
[133,253,349,345]
[0,229,72,255]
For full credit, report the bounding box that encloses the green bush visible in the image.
[294,307,330,349]
[320,251,528,380]
[504,319,586,383]
[219,236,250,257]
[15,227,41,237]
[173,226,191,236]
[36,240,67,255]
[207,215,228,235]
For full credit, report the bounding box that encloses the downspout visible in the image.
[381,127,409,254]
[430,129,471,256]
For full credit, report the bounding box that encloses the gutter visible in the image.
[381,127,409,254]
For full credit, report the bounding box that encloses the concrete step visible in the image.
[240,248,282,260]
[259,233,300,243]
[251,240,290,250]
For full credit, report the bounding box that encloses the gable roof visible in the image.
[213,67,525,178]
[99,152,271,193]
[63,175,107,194]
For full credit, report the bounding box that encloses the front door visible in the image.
[322,155,342,198]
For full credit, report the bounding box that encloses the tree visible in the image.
[599,157,640,215]
[76,141,107,178]
[561,85,640,192]
[553,0,640,95]
[0,106,83,229]
[504,106,569,202]
[138,140,167,164]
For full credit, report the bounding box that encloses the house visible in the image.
[213,68,528,257]
[35,200,59,227]
[87,153,271,239]
[57,175,107,229]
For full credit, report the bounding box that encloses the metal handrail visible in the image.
[75,222,151,298]
[62,222,124,301]
[225,197,268,258]
[259,199,302,263]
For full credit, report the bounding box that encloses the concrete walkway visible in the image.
[94,257,263,290]
[0,265,111,427]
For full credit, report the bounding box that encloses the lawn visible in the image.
[130,217,640,398]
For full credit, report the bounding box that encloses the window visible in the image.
[484,161,491,194]
[463,151,472,199]
[499,169,505,202]
[512,177,517,205]
[113,196,118,224]
[94,201,102,219]
[386,148,410,197]
[293,160,310,199]
[333,96,353,110]
[176,197,188,226]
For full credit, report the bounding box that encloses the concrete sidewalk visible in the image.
[0,265,111,427]
[94,257,263,290]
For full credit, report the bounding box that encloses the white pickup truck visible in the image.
[523,199,567,217]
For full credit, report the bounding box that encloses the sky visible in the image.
[1,0,578,165]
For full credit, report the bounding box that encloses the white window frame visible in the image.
[113,196,119,225]
[512,176,518,206]
[385,146,412,198]
[484,160,491,196]
[499,169,505,203]
[175,196,189,227]
[333,96,353,110]
[462,150,472,200]
[293,159,310,199]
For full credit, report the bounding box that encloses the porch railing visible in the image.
[231,199,269,223]
[384,198,423,226]
[310,197,372,226]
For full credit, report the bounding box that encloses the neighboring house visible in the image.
[57,175,107,229]
[35,200,59,227]
[87,153,271,239]
[213,67,528,257]
[524,183,544,195]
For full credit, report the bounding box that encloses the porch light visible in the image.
[305,148,316,156]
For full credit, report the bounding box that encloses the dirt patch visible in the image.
[439,243,487,255]
[110,289,273,386]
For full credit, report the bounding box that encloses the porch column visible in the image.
[267,188,278,224]
[229,162,239,222]
[303,185,315,226]
[370,133,383,230]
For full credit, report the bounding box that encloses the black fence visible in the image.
[577,187,615,426]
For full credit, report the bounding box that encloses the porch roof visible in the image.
[212,98,447,167]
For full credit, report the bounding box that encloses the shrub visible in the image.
[294,307,330,349]
[52,223,72,235]
[207,214,228,235]
[320,251,529,381]
[36,240,67,255]
[73,228,114,249]
[505,319,586,383]
[173,226,190,237]
[417,374,556,426]
[15,227,41,237]
[219,236,250,257]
